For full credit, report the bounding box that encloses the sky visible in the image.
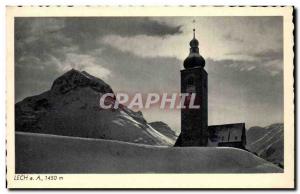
[15,17,283,133]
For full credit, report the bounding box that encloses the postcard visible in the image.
[6,6,294,189]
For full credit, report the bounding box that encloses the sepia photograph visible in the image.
[6,6,294,189]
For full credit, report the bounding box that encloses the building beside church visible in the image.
[207,123,246,149]
[174,29,246,149]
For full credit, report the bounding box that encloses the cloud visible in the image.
[101,34,182,59]
[247,66,256,71]
[225,49,283,76]
[227,49,283,63]
[15,17,182,66]
[14,17,181,100]
[62,17,182,37]
[59,53,111,79]
[252,50,283,61]
[60,17,182,53]
[223,33,244,43]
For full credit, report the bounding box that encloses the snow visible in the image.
[16,132,283,173]
[16,86,175,146]
[145,124,174,145]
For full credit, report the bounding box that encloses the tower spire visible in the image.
[183,19,205,69]
[192,19,196,39]
[193,28,195,39]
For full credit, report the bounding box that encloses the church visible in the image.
[174,28,246,150]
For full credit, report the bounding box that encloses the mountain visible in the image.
[246,123,283,168]
[15,69,175,146]
[149,121,177,141]
[16,132,283,173]
[246,126,269,144]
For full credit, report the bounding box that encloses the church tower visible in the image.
[179,28,208,146]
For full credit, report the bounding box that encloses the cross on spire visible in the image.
[192,19,196,38]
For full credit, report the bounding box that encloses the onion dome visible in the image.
[183,29,205,69]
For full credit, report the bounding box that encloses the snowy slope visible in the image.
[149,121,178,141]
[15,69,175,146]
[246,123,283,167]
[16,132,282,173]
[246,126,269,145]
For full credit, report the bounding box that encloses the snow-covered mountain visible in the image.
[16,132,282,173]
[149,121,178,141]
[246,123,283,168]
[15,69,175,146]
